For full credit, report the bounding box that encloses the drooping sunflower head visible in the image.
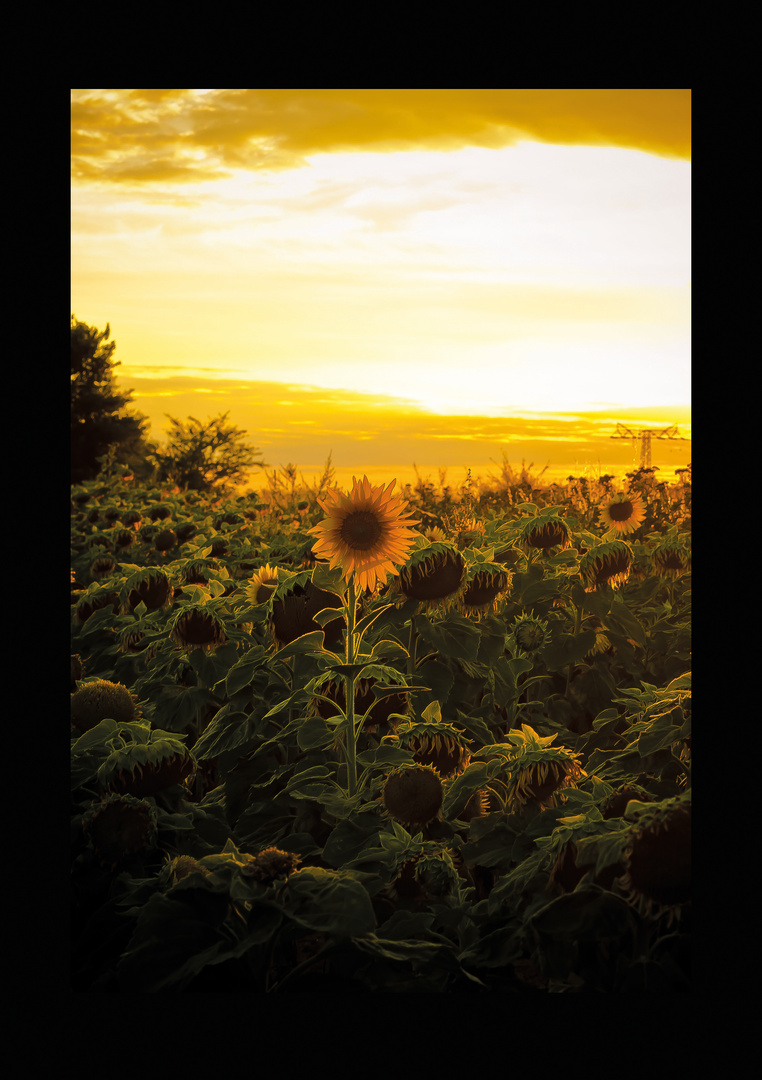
[307,475,421,594]
[394,541,466,611]
[88,554,116,580]
[96,723,194,799]
[458,561,512,617]
[122,567,174,613]
[170,605,228,654]
[397,719,472,779]
[579,539,634,592]
[619,795,691,923]
[312,675,409,736]
[245,563,282,606]
[81,792,159,870]
[506,614,551,657]
[268,577,345,648]
[599,492,646,536]
[503,724,586,812]
[520,513,572,554]
[651,537,691,580]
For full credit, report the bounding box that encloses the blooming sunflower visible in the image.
[600,492,646,536]
[245,564,281,606]
[308,475,420,594]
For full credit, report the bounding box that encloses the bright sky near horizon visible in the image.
[71,89,691,488]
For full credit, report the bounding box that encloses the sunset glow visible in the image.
[71,89,691,488]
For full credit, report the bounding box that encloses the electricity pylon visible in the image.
[610,424,687,469]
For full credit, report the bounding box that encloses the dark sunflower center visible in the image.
[609,500,634,522]
[340,510,383,551]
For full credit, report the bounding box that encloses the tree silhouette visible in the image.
[71,316,152,484]
[151,412,268,493]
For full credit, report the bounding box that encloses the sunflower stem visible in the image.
[564,602,583,698]
[344,576,358,798]
[407,616,418,678]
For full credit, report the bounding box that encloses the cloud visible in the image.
[71,89,690,186]
[117,371,689,482]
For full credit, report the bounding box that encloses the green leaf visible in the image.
[355,603,397,639]
[224,646,267,696]
[606,598,647,649]
[272,630,332,663]
[280,868,377,937]
[442,761,490,818]
[192,709,251,760]
[367,638,409,663]
[286,764,332,793]
[415,611,481,662]
[296,715,337,751]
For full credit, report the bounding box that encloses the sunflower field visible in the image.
[70,461,691,993]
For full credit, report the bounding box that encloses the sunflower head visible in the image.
[123,567,174,613]
[506,614,551,657]
[380,763,444,828]
[503,725,586,812]
[397,719,472,779]
[599,492,646,536]
[619,796,691,922]
[395,542,466,610]
[170,605,228,654]
[307,475,421,594]
[241,846,302,883]
[71,679,140,733]
[313,676,409,735]
[81,793,158,870]
[269,578,345,648]
[520,513,572,553]
[158,854,211,891]
[88,554,116,580]
[651,537,691,580]
[579,539,633,592]
[458,562,512,617]
[245,564,282,606]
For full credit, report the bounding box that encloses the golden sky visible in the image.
[71,89,691,487]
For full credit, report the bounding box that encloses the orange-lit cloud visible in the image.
[71,89,690,185]
[120,371,691,488]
